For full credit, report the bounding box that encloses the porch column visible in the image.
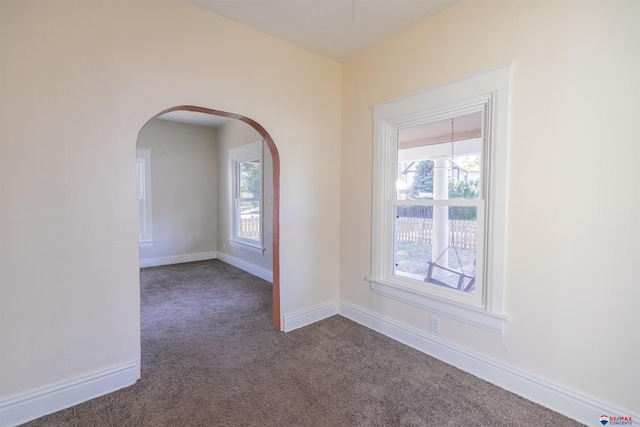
[432,157,449,268]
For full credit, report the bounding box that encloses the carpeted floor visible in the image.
[25,260,583,426]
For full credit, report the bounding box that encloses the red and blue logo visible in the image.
[601,415,610,425]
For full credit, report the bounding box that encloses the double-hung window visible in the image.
[136,148,153,246]
[369,65,510,333]
[229,140,263,251]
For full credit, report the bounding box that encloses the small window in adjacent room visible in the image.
[229,140,263,252]
[136,148,153,246]
[369,65,511,333]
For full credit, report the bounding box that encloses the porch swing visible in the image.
[424,117,476,292]
[425,246,476,292]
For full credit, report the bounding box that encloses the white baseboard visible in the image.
[283,299,339,332]
[139,251,218,268]
[338,301,637,426]
[0,360,139,427]
[216,252,273,283]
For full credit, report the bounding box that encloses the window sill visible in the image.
[228,239,264,256]
[367,277,508,334]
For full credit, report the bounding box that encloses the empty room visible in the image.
[0,0,638,426]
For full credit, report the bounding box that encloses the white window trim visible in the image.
[368,64,511,334]
[227,238,264,255]
[136,148,153,246]
[228,140,264,253]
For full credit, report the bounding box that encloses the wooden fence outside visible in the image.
[239,217,260,239]
[395,218,476,250]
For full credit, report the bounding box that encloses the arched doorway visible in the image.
[142,105,281,330]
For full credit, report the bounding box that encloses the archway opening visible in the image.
[139,105,280,330]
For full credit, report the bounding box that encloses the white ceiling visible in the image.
[156,110,232,128]
[181,0,461,63]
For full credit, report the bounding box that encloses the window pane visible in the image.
[239,160,261,199]
[396,111,482,201]
[238,200,260,241]
[393,205,477,293]
[136,158,146,241]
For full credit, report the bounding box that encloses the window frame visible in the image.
[228,140,264,253]
[136,148,153,247]
[368,64,511,333]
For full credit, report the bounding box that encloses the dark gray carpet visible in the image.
[25,260,582,426]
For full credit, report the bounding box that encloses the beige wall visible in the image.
[216,119,274,272]
[137,119,218,262]
[341,0,639,414]
[0,0,342,398]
